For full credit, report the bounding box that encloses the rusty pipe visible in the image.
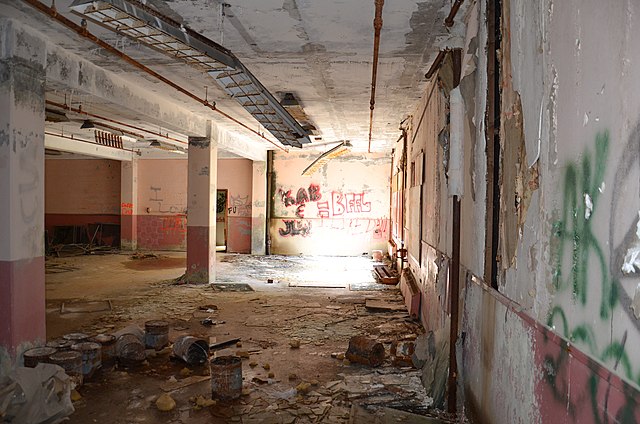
[425,50,447,80]
[367,0,384,153]
[47,100,186,144]
[444,0,464,27]
[22,0,288,152]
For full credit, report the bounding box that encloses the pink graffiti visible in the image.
[331,192,371,216]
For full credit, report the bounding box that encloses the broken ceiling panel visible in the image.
[69,0,312,148]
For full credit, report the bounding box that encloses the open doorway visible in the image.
[216,189,228,252]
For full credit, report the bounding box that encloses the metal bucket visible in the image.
[90,334,117,367]
[46,339,74,351]
[72,342,102,378]
[115,333,146,367]
[172,336,209,365]
[23,347,57,368]
[63,333,89,343]
[144,320,169,350]
[50,350,83,387]
[210,356,242,400]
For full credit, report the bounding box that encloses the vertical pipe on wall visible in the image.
[485,0,501,290]
[265,150,274,255]
[447,48,463,414]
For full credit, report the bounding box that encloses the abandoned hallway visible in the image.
[2,0,640,423]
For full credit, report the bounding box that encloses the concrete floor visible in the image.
[43,252,459,423]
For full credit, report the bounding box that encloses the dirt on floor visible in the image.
[40,252,463,424]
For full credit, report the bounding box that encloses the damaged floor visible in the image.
[43,252,464,423]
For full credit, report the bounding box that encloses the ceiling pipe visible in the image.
[444,0,464,27]
[22,0,288,153]
[367,0,384,153]
[46,100,187,144]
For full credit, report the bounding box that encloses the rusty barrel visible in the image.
[50,350,83,387]
[63,333,89,343]
[345,336,385,367]
[90,334,117,367]
[210,356,242,400]
[144,320,169,350]
[46,338,74,351]
[23,347,57,368]
[72,342,102,378]
[172,336,209,365]
[115,333,146,367]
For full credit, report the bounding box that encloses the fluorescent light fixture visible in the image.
[302,141,352,176]
[69,0,312,148]
[80,119,95,129]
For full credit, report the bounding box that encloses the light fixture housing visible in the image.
[69,0,312,148]
[80,119,95,129]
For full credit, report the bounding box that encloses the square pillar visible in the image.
[251,161,267,255]
[0,19,46,360]
[186,122,217,283]
[120,158,138,250]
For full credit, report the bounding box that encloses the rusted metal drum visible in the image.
[46,339,74,351]
[115,333,146,367]
[345,336,385,367]
[23,347,57,368]
[90,334,117,367]
[172,336,209,365]
[210,356,242,400]
[72,342,102,378]
[144,320,169,350]
[50,350,84,387]
[63,333,89,343]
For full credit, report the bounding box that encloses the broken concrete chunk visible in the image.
[345,336,385,367]
[390,340,416,367]
[156,393,176,412]
[289,340,301,349]
[296,382,311,394]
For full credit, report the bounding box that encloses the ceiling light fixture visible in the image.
[69,0,312,148]
[80,119,95,129]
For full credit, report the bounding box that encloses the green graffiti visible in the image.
[545,131,640,421]
[552,130,617,319]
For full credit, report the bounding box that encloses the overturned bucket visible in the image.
[115,333,146,367]
[90,334,117,367]
[23,347,57,368]
[145,320,169,350]
[72,342,102,378]
[210,356,242,400]
[50,350,83,387]
[172,336,209,365]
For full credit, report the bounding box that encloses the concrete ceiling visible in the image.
[5,0,458,157]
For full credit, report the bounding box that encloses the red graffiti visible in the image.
[161,216,186,235]
[278,219,312,237]
[121,202,133,216]
[331,192,371,216]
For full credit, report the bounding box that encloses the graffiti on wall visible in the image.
[121,202,133,216]
[150,186,187,214]
[161,215,187,236]
[228,194,251,217]
[545,130,640,420]
[279,219,312,237]
[276,184,383,238]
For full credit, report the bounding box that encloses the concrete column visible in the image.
[186,122,217,283]
[0,19,46,360]
[251,161,267,255]
[120,158,138,250]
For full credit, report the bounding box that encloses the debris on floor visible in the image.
[41,253,465,423]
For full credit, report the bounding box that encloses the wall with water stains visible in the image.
[269,150,390,256]
[461,0,640,422]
